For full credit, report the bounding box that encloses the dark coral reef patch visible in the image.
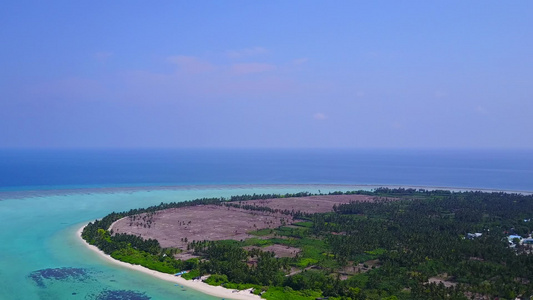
[28,267,90,287]
[93,290,151,300]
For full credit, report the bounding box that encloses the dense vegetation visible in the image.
[82,189,533,299]
[81,192,316,273]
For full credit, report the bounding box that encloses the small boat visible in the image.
[174,270,188,276]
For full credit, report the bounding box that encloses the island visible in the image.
[80,188,533,299]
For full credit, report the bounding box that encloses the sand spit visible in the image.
[77,226,261,300]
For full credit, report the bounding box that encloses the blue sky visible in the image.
[1,1,532,148]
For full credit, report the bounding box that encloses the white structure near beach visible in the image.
[466,233,482,240]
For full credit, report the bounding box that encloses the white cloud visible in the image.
[475,105,489,115]
[313,113,327,120]
[434,90,447,98]
[94,52,113,61]
[167,55,215,73]
[391,121,403,129]
[226,47,268,58]
[231,63,276,75]
[293,58,309,65]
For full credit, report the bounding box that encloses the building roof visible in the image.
[508,235,522,240]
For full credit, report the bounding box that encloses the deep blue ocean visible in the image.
[1,148,532,192]
[1,149,532,300]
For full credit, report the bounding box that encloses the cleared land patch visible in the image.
[244,244,301,258]
[243,194,380,214]
[111,205,291,248]
[110,195,377,250]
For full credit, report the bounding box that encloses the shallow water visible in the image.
[0,185,365,300]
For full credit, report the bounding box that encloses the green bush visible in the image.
[262,286,322,300]
[181,269,200,280]
[204,274,228,286]
[110,247,180,274]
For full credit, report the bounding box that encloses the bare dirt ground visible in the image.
[242,194,380,214]
[110,205,291,248]
[244,244,301,258]
[110,195,380,251]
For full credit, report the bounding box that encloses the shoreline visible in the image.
[76,225,261,300]
[3,183,532,201]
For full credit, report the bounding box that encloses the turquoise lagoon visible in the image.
[0,185,367,300]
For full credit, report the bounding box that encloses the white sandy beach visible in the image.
[77,226,261,300]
